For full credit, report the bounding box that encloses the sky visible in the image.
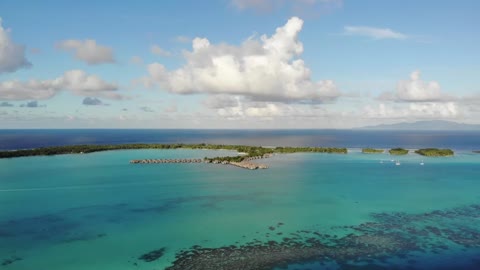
[0,0,479,129]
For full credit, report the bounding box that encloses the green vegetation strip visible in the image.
[274,147,347,154]
[0,144,455,159]
[415,148,454,157]
[0,144,347,160]
[389,148,409,155]
[362,148,384,154]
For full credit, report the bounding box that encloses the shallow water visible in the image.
[0,149,479,269]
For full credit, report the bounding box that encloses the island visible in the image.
[0,144,350,159]
[389,148,409,155]
[0,144,459,169]
[273,147,347,154]
[0,144,267,159]
[0,144,351,170]
[474,151,480,154]
[362,148,384,154]
[415,148,454,157]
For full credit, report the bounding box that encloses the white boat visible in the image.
[420,160,424,166]
[395,160,401,166]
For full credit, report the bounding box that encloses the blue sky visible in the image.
[0,0,479,128]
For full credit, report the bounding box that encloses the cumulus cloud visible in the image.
[82,97,105,106]
[61,70,118,97]
[204,95,241,109]
[364,102,460,119]
[150,45,171,57]
[57,39,115,65]
[0,18,31,74]
[0,80,59,100]
[205,95,328,121]
[245,103,282,117]
[380,71,452,102]
[0,70,120,100]
[217,99,283,119]
[460,94,480,113]
[204,97,463,126]
[344,26,407,40]
[371,71,459,119]
[0,101,14,107]
[145,17,340,103]
[409,102,459,117]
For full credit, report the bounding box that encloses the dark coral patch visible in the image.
[138,247,166,262]
[1,256,22,266]
[164,203,480,270]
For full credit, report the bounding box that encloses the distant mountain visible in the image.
[359,120,480,130]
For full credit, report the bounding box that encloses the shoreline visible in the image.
[0,143,459,159]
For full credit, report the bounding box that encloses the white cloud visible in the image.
[245,103,282,117]
[0,80,60,100]
[205,95,329,121]
[0,70,120,100]
[364,102,460,119]
[144,17,340,103]
[363,103,396,118]
[344,26,407,40]
[380,71,452,102]
[62,70,117,96]
[204,95,241,109]
[216,97,284,120]
[409,102,458,118]
[150,45,171,57]
[461,94,480,112]
[0,18,31,74]
[57,39,115,65]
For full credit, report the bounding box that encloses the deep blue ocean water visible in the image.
[0,129,479,270]
[0,129,479,150]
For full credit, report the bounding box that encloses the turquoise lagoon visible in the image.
[1,149,480,269]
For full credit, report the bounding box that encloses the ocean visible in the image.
[0,129,479,269]
[0,129,479,150]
